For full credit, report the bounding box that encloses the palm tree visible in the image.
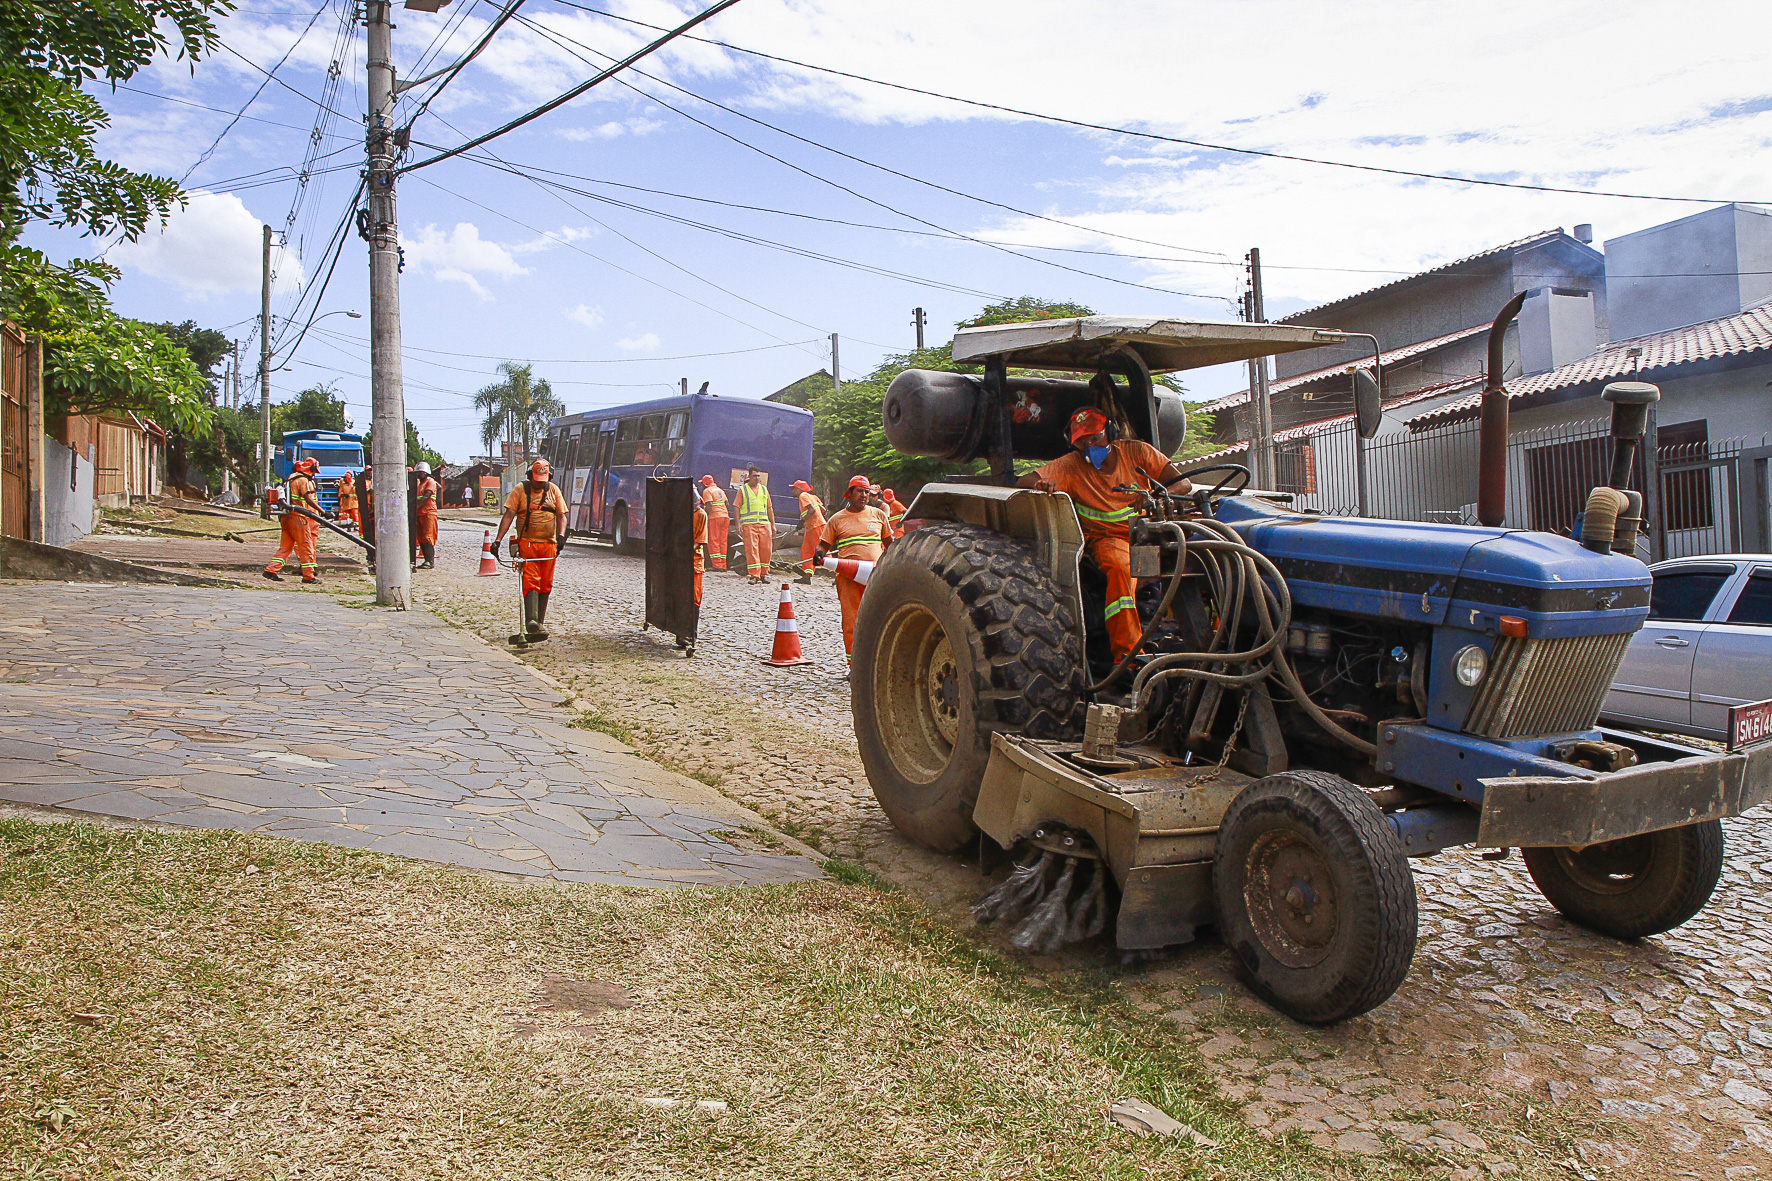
[474,361,563,463]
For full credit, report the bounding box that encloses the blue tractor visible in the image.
[855,312,1771,1024]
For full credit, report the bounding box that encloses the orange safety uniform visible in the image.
[735,480,773,580]
[819,505,890,662]
[337,473,359,528]
[692,504,707,606]
[882,490,908,538]
[267,473,320,581]
[505,480,568,595]
[1034,438,1172,660]
[701,484,729,571]
[797,490,827,575]
[414,475,440,548]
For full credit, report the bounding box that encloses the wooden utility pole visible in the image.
[259,224,273,504]
[366,0,410,607]
[1245,248,1276,490]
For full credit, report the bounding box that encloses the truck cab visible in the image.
[276,430,366,515]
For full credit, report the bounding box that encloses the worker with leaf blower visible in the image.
[493,458,568,642]
[264,457,322,584]
[337,470,359,531]
[792,479,825,584]
[812,474,892,671]
[1018,406,1192,661]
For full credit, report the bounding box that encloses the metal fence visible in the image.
[1266,415,1769,560]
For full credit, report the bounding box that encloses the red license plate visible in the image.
[1729,698,1772,750]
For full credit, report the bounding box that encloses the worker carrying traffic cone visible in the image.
[493,458,568,641]
[735,464,776,583]
[476,530,499,576]
[1020,405,1194,661]
[265,457,322,584]
[700,475,729,571]
[812,474,892,673]
[882,487,908,538]
[761,582,811,666]
[337,470,360,530]
[413,461,439,569]
[793,479,825,584]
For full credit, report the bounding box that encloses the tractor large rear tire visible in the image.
[853,521,1086,853]
[1214,770,1418,1025]
[1522,821,1723,939]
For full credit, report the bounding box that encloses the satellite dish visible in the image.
[1353,367,1382,440]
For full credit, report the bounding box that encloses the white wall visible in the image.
[43,436,95,547]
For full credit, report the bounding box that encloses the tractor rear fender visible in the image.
[903,482,1087,650]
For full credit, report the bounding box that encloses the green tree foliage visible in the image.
[364,420,444,470]
[1173,404,1222,464]
[272,384,349,441]
[474,361,561,458]
[0,2,231,443]
[957,296,1096,329]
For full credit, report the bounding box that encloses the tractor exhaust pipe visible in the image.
[1477,291,1529,528]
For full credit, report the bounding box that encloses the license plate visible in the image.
[1729,697,1772,750]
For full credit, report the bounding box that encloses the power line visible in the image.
[115,84,356,139]
[508,14,1231,305]
[557,1,1770,206]
[181,2,331,183]
[397,0,528,133]
[401,0,748,172]
[308,321,824,364]
[216,40,357,121]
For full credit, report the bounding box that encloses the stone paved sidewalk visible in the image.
[0,582,821,888]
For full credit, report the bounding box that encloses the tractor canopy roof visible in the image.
[951,315,1350,374]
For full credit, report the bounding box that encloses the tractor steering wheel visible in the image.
[1176,463,1251,498]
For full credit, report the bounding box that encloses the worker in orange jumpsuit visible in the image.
[692,502,707,606]
[413,461,440,569]
[700,475,729,571]
[882,487,908,538]
[1020,407,1192,661]
[792,479,826,584]
[337,470,359,531]
[734,464,776,583]
[265,457,322,583]
[812,475,892,672]
[493,458,569,641]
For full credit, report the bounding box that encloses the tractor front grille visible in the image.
[1462,632,1632,739]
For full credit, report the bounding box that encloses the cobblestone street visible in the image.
[418,518,1772,1179]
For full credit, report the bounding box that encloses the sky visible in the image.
[37,0,1772,463]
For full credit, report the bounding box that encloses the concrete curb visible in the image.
[0,535,234,588]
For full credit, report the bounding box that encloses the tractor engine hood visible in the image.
[1210,497,1651,638]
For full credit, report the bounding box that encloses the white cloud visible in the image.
[111,190,303,299]
[511,226,598,256]
[567,303,605,328]
[615,332,661,351]
[400,223,529,300]
[560,118,667,142]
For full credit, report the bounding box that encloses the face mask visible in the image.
[1086,445,1110,469]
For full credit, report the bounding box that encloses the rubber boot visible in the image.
[419,542,435,569]
[530,592,550,641]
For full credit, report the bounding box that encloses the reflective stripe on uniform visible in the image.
[1105,595,1138,618]
[1075,504,1138,524]
[835,535,880,548]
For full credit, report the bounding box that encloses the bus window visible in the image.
[666,411,688,439]
[638,413,666,440]
[616,417,640,441]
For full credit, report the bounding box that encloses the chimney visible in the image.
[1518,286,1598,376]
[1573,224,1594,245]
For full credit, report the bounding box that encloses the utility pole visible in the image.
[1245,248,1276,490]
[366,0,410,608]
[259,224,273,506]
[830,332,841,391]
[911,307,925,351]
[231,341,241,410]
[680,377,688,396]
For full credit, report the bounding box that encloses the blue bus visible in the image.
[545,393,813,549]
[275,429,365,514]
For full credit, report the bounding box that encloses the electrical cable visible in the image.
[215,40,356,121]
[510,13,1233,305]
[115,85,356,138]
[397,0,528,133]
[557,0,1768,207]
[182,2,331,183]
[401,0,748,172]
[305,321,822,368]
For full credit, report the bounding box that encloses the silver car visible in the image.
[1601,555,1772,741]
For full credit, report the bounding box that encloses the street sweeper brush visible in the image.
[971,825,1110,954]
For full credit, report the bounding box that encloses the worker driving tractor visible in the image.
[493,458,568,642]
[1018,405,1192,661]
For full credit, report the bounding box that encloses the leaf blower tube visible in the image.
[279,502,376,560]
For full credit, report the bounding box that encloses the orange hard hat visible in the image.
[791,479,812,492]
[884,487,896,498]
[701,475,715,486]
[530,458,550,475]
[1070,407,1109,443]
[847,474,871,489]
[868,484,882,495]
[296,457,319,475]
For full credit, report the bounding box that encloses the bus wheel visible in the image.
[611,506,636,554]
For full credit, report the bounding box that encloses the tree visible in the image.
[272,384,349,441]
[364,419,444,470]
[474,361,561,460]
[958,296,1096,329]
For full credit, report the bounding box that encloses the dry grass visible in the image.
[0,817,1425,1181]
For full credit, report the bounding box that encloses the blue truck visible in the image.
[274,429,366,516]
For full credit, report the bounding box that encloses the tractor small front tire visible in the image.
[1214,770,1418,1025]
[852,521,1086,853]
[1522,821,1723,939]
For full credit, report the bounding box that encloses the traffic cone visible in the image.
[760,582,812,667]
[821,554,877,585]
[476,530,500,576]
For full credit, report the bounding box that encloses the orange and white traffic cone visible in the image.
[476,530,500,576]
[821,554,877,585]
[761,582,812,667]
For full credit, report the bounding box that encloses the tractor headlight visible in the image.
[1453,645,1488,687]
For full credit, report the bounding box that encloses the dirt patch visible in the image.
[539,975,634,1014]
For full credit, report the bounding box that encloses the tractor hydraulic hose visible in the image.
[1090,521,1188,693]
[1268,643,1377,757]
[1129,538,1294,707]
